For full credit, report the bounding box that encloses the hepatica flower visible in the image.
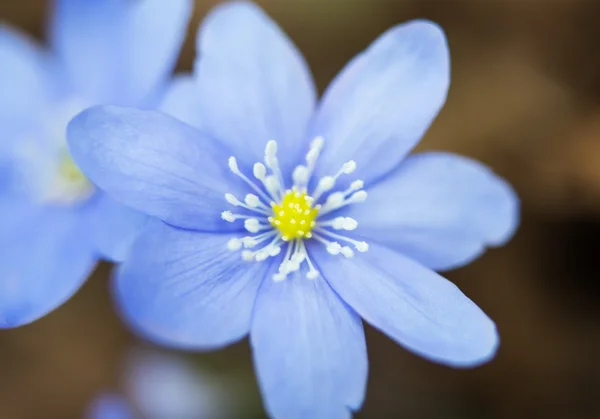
[0,0,192,326]
[87,349,224,419]
[68,2,519,418]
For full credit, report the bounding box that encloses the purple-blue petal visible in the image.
[67,106,244,231]
[251,268,367,419]
[159,74,204,129]
[346,152,519,271]
[0,24,55,137]
[0,198,96,327]
[310,241,498,367]
[193,1,317,177]
[310,20,449,185]
[114,220,264,349]
[50,0,192,105]
[88,194,150,262]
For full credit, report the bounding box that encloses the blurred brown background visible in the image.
[2,0,600,418]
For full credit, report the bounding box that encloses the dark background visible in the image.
[2,0,600,418]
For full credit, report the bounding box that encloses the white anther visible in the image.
[255,250,269,262]
[227,238,242,251]
[265,140,278,167]
[341,246,355,258]
[245,194,261,208]
[349,190,367,203]
[273,273,287,282]
[292,165,309,186]
[269,246,281,257]
[326,242,342,255]
[264,175,281,198]
[342,217,358,230]
[317,176,335,191]
[324,192,345,209]
[242,237,258,248]
[350,180,364,191]
[355,241,369,252]
[242,250,255,261]
[244,218,261,233]
[221,211,235,222]
[225,193,241,206]
[253,163,267,180]
[331,217,346,230]
[341,160,356,174]
[228,156,240,173]
[310,136,324,151]
[306,269,319,280]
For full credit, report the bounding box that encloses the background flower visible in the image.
[86,348,227,419]
[0,0,192,327]
[67,2,518,418]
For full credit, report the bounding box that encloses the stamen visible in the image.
[225,193,270,215]
[228,157,273,204]
[314,227,369,252]
[224,136,368,281]
[227,238,243,251]
[264,141,286,197]
[318,216,358,230]
[244,218,270,233]
[319,190,368,215]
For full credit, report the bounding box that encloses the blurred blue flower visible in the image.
[0,0,192,327]
[87,349,223,419]
[68,2,520,418]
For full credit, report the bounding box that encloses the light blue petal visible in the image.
[68,106,244,231]
[159,74,204,128]
[0,25,54,135]
[0,199,96,327]
[251,269,367,419]
[346,152,519,271]
[311,242,498,367]
[86,394,134,419]
[126,350,215,419]
[51,0,192,105]
[88,194,150,262]
[193,1,317,176]
[310,20,449,185]
[115,220,264,349]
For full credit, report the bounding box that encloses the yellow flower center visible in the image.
[269,190,319,241]
[58,151,88,184]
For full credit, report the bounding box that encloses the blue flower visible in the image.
[86,349,223,419]
[0,0,192,327]
[68,2,520,418]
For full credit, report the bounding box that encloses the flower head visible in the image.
[68,2,520,418]
[0,0,192,327]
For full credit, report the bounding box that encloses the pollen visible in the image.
[269,190,319,241]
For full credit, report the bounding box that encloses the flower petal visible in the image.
[51,0,192,105]
[115,220,264,349]
[88,194,150,262]
[251,269,367,419]
[193,1,317,176]
[159,74,203,129]
[86,394,134,419]
[0,199,96,327]
[0,25,54,135]
[310,20,449,184]
[346,152,519,271]
[68,105,244,231]
[311,242,498,367]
